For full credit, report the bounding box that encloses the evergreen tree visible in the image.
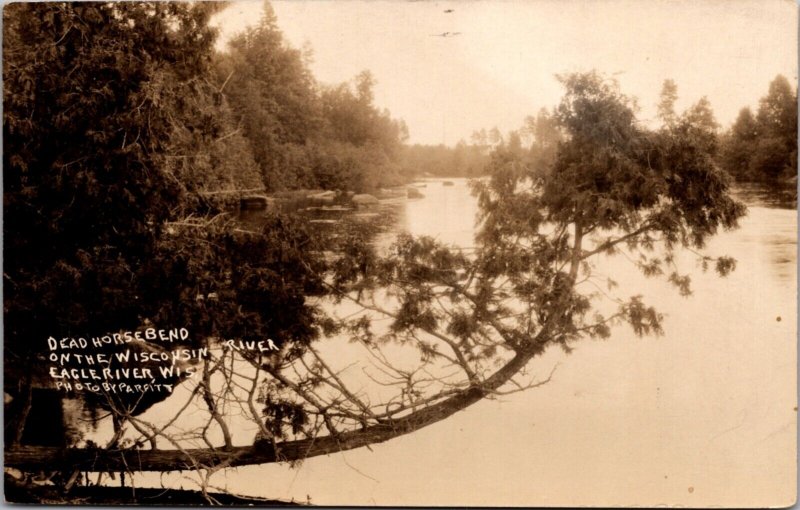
[720,75,797,181]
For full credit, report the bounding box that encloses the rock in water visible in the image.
[407,187,425,199]
[240,195,274,210]
[352,194,379,207]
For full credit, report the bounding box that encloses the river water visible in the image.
[129,178,796,506]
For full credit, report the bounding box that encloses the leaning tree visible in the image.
[6,60,746,503]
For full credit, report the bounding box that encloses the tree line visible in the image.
[463,76,797,187]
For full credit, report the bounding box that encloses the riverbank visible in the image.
[4,476,301,505]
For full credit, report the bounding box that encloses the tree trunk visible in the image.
[9,376,33,446]
[6,350,535,472]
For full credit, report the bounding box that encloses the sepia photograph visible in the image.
[3,0,797,506]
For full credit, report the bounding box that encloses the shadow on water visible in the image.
[726,181,797,284]
[731,181,797,210]
[237,195,407,249]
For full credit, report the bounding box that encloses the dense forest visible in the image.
[400,141,488,177]
[214,7,412,192]
[1,0,789,505]
[719,75,798,184]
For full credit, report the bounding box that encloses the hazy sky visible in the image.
[212,0,798,145]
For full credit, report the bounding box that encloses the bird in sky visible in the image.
[430,31,461,37]
[444,9,454,13]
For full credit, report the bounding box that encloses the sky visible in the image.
[211,0,798,145]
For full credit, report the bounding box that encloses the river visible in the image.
[128,178,795,506]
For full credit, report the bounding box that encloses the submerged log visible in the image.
[308,190,336,201]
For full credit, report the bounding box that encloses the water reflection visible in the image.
[238,179,797,287]
[716,184,797,285]
[731,181,797,210]
[239,195,406,250]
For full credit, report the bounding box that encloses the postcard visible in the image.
[3,0,797,506]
